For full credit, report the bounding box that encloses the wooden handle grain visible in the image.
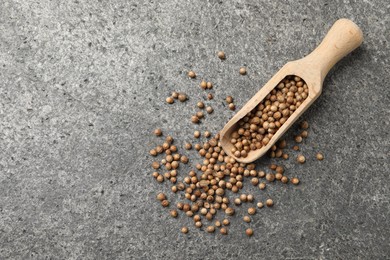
[303,18,363,78]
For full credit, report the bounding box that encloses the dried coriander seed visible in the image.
[258,182,266,190]
[191,115,200,124]
[239,67,247,75]
[291,177,300,185]
[166,97,174,104]
[243,216,251,223]
[206,106,213,114]
[222,219,230,226]
[226,96,233,104]
[248,207,256,215]
[178,93,188,102]
[245,228,253,236]
[170,210,178,218]
[297,155,306,164]
[157,193,166,201]
[172,91,179,99]
[154,128,162,136]
[181,227,189,234]
[197,101,205,108]
[217,51,225,60]
[295,135,303,143]
[204,131,211,138]
[200,80,207,89]
[220,227,228,235]
[300,120,309,129]
[316,153,324,160]
[228,103,235,111]
[194,131,201,138]
[266,199,274,207]
[207,93,213,100]
[188,71,196,78]
[206,226,215,233]
[161,200,169,207]
[257,202,264,208]
[152,162,160,169]
[184,142,192,150]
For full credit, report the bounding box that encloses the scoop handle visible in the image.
[303,19,363,77]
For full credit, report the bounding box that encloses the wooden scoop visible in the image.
[220,18,363,163]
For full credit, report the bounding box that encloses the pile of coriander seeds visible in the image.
[149,51,323,237]
[229,75,309,158]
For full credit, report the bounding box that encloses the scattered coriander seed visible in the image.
[234,198,241,205]
[156,175,164,183]
[180,155,189,164]
[239,194,247,202]
[207,93,213,100]
[301,130,308,138]
[195,221,202,228]
[170,209,178,218]
[316,153,324,160]
[266,199,274,207]
[297,154,306,164]
[217,51,225,60]
[248,207,256,215]
[282,153,289,159]
[281,176,289,183]
[259,182,266,190]
[194,131,200,138]
[161,200,169,207]
[300,120,309,129]
[181,227,189,234]
[293,145,300,151]
[152,172,159,178]
[247,194,254,202]
[172,91,179,99]
[194,143,201,150]
[188,71,196,78]
[197,101,205,108]
[243,216,251,223]
[149,149,157,156]
[291,177,300,185]
[228,103,235,111]
[152,162,160,169]
[215,220,222,227]
[204,131,211,138]
[200,80,207,89]
[157,193,166,201]
[245,228,253,236]
[154,128,162,136]
[196,111,204,119]
[266,173,275,182]
[207,226,215,233]
[295,135,303,143]
[257,202,264,208]
[222,219,230,226]
[220,227,228,235]
[206,82,213,89]
[239,67,247,75]
[185,142,192,150]
[251,178,259,186]
[191,115,200,124]
[225,207,235,216]
[178,93,188,102]
[226,96,233,104]
[206,106,214,114]
[166,97,174,104]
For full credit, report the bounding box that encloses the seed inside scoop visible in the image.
[229,75,308,158]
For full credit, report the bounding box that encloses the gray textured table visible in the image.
[1,0,389,259]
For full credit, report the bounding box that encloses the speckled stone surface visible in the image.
[0,0,389,259]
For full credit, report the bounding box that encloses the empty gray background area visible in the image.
[1,0,389,259]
